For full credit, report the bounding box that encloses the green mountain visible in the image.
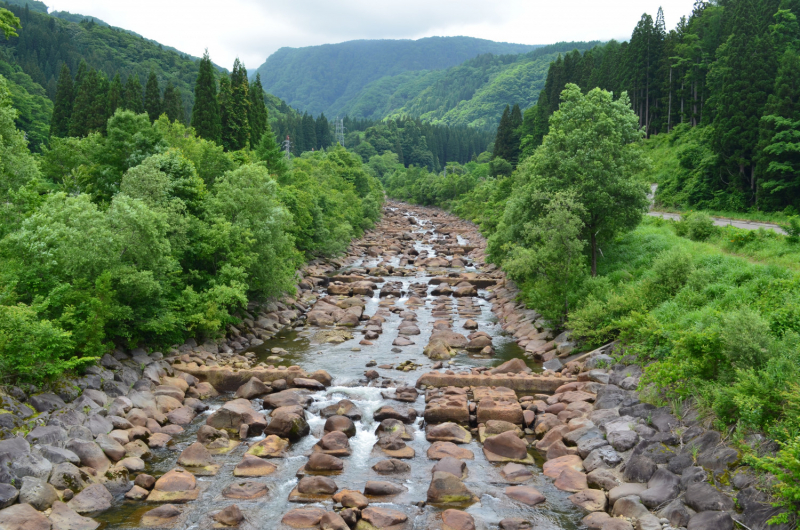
[388,41,600,129]
[254,37,541,118]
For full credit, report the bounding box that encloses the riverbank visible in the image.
[0,201,789,530]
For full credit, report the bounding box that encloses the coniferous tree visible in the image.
[255,117,287,177]
[509,103,523,166]
[316,113,331,149]
[87,74,110,134]
[225,59,250,150]
[162,82,183,123]
[493,105,514,163]
[73,61,87,92]
[123,74,144,114]
[218,73,234,151]
[50,64,73,138]
[108,73,123,116]
[144,69,162,122]
[70,67,100,137]
[302,113,317,151]
[248,73,268,145]
[191,51,221,143]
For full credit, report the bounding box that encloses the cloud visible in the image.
[44,0,697,69]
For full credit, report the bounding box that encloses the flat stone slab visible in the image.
[416,372,572,393]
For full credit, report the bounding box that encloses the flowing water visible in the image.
[96,206,587,529]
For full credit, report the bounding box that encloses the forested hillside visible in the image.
[522,0,800,214]
[254,37,540,118]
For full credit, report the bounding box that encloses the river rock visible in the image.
[364,481,406,496]
[68,484,112,514]
[504,486,545,506]
[146,468,198,503]
[483,431,529,462]
[206,399,267,435]
[49,463,88,492]
[263,389,313,410]
[64,440,111,474]
[314,431,351,456]
[684,483,734,512]
[427,442,474,460]
[234,377,272,399]
[19,477,58,511]
[568,489,607,512]
[373,406,416,424]
[10,452,52,481]
[427,471,477,505]
[213,504,244,526]
[333,489,369,509]
[372,459,411,474]
[324,416,356,438]
[320,400,361,421]
[639,467,680,508]
[687,511,734,530]
[432,457,467,479]
[498,518,534,530]
[360,507,408,528]
[0,503,51,530]
[426,423,471,444]
[554,468,588,492]
[48,500,100,530]
[246,435,288,458]
[234,454,277,477]
[281,507,325,528]
[222,481,268,500]
[140,504,182,527]
[0,484,18,510]
[305,453,344,473]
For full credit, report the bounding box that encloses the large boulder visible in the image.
[68,484,113,514]
[483,431,528,460]
[48,501,100,530]
[19,477,58,511]
[684,483,734,512]
[427,471,477,505]
[49,463,88,492]
[206,399,267,435]
[64,440,111,474]
[426,423,471,444]
[640,468,680,509]
[0,503,51,530]
[360,507,408,529]
[504,486,545,506]
[323,416,356,438]
[234,377,272,399]
[264,410,309,442]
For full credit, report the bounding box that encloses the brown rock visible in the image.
[234,377,271,399]
[67,484,112,514]
[432,457,467,479]
[364,481,406,496]
[297,476,337,495]
[426,423,471,444]
[542,455,584,479]
[505,485,546,506]
[319,512,349,530]
[569,489,607,512]
[146,468,198,503]
[280,507,325,528]
[372,459,411,475]
[141,505,182,527]
[483,431,529,461]
[427,442,474,460]
[305,453,344,473]
[134,474,155,490]
[499,463,532,483]
[554,468,588,492]
[0,504,51,530]
[246,435,288,458]
[442,509,476,530]
[49,500,99,530]
[324,416,356,438]
[213,505,244,526]
[177,442,213,468]
[124,486,149,500]
[314,431,351,456]
[333,489,369,509]
[427,472,478,506]
[221,481,267,500]
[360,507,408,528]
[233,455,277,477]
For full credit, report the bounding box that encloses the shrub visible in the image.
[675,211,716,241]
[749,434,800,525]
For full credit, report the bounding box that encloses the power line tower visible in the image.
[283,135,292,159]
[334,117,345,147]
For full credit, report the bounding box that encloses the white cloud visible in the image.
[44,0,698,69]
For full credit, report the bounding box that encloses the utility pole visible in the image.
[334,117,345,147]
[283,135,292,159]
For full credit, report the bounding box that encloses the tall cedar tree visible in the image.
[50,64,73,138]
[191,51,221,143]
[162,82,183,123]
[255,118,288,177]
[144,70,162,122]
[87,75,109,134]
[108,74,123,116]
[218,74,233,150]
[69,67,98,137]
[123,75,144,114]
[224,59,250,150]
[248,73,268,144]
[493,105,515,164]
[509,104,523,166]
[302,113,317,151]
[316,113,331,149]
[711,0,778,202]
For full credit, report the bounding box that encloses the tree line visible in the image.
[514,0,800,213]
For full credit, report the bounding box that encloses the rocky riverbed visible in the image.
[0,201,788,530]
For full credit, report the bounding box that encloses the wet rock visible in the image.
[141,504,182,527]
[499,463,532,483]
[263,389,313,409]
[568,489,607,512]
[542,455,583,479]
[68,483,112,514]
[305,453,344,473]
[427,442,474,460]
[498,518,533,530]
[222,481,268,500]
[433,457,467,479]
[246,435,288,458]
[320,399,362,421]
[134,474,155,490]
[504,485,545,506]
[281,507,325,528]
[319,512,349,530]
[48,500,100,530]
[146,468,198,503]
[177,442,218,475]
[213,504,245,526]
[206,399,267,435]
[233,454,277,477]
[264,409,309,442]
[554,468,588,492]
[483,431,529,461]
[427,471,477,505]
[324,416,356,438]
[234,377,271,400]
[442,509,475,530]
[19,477,58,511]
[297,476,337,495]
[373,406,416,424]
[333,489,369,509]
[0,503,51,530]
[426,423,471,444]
[124,485,149,500]
[372,459,411,475]
[314,431,351,456]
[364,481,406,496]
[360,507,408,529]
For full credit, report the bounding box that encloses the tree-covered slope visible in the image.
[254,37,541,117]
[390,42,599,129]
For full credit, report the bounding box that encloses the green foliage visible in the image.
[750,433,800,523]
[675,211,717,240]
[0,6,19,39]
[255,36,540,119]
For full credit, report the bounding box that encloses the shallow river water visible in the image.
[97,207,587,530]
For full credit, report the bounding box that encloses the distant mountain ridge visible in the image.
[254,37,541,117]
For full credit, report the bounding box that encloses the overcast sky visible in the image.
[45,0,699,69]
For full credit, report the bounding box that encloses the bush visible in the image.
[750,434,800,525]
[0,303,94,383]
[675,211,716,241]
